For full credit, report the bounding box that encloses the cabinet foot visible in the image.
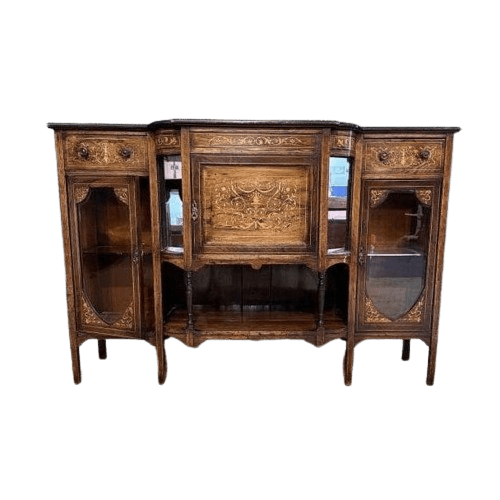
[343,339,354,386]
[157,340,167,385]
[426,340,437,385]
[98,339,107,360]
[70,335,81,385]
[158,362,168,385]
[402,339,410,361]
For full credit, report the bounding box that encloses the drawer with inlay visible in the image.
[64,134,149,172]
[363,139,445,177]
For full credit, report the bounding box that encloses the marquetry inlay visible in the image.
[81,295,107,327]
[156,134,180,146]
[155,132,181,154]
[365,142,444,174]
[369,189,390,207]
[74,186,90,204]
[81,295,134,330]
[66,136,147,169]
[330,135,354,150]
[209,135,306,147]
[113,187,129,205]
[190,132,320,153]
[364,295,425,324]
[416,189,433,206]
[212,181,301,231]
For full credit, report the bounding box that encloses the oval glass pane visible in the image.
[366,190,430,321]
[78,187,133,324]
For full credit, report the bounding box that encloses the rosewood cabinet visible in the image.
[48,120,459,385]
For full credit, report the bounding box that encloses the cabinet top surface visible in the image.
[47,119,460,133]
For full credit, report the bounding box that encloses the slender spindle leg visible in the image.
[186,270,194,330]
[98,339,107,360]
[402,339,410,361]
[157,339,167,385]
[317,271,326,328]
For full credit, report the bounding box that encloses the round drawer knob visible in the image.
[77,146,89,159]
[120,148,132,159]
[420,149,431,160]
[378,151,389,162]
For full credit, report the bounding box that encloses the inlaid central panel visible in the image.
[205,165,308,243]
[192,154,319,257]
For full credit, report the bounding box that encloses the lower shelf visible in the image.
[164,308,346,339]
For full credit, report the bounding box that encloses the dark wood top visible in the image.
[47,123,148,131]
[47,120,460,133]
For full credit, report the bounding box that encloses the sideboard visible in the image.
[48,119,459,385]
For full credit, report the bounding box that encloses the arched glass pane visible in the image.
[366,190,430,320]
[78,187,133,324]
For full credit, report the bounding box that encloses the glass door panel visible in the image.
[363,187,434,323]
[161,155,183,252]
[76,185,134,328]
[328,157,351,252]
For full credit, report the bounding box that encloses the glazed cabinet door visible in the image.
[356,180,441,332]
[69,177,145,337]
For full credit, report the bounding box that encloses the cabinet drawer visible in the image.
[64,134,148,172]
[364,139,445,177]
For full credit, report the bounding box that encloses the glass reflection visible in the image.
[162,155,183,252]
[328,157,350,252]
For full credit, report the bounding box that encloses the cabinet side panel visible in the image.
[55,131,78,338]
[428,134,455,377]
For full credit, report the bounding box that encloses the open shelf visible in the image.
[164,309,346,345]
[161,262,348,341]
[82,245,131,256]
[165,307,346,336]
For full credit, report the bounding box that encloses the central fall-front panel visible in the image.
[191,155,318,256]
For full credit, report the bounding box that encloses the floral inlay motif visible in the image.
[212,181,301,231]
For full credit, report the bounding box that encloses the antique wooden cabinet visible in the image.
[48,120,459,385]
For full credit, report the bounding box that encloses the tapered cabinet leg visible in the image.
[70,334,81,385]
[402,340,410,361]
[426,339,437,386]
[157,339,167,385]
[343,338,354,386]
[98,339,107,360]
